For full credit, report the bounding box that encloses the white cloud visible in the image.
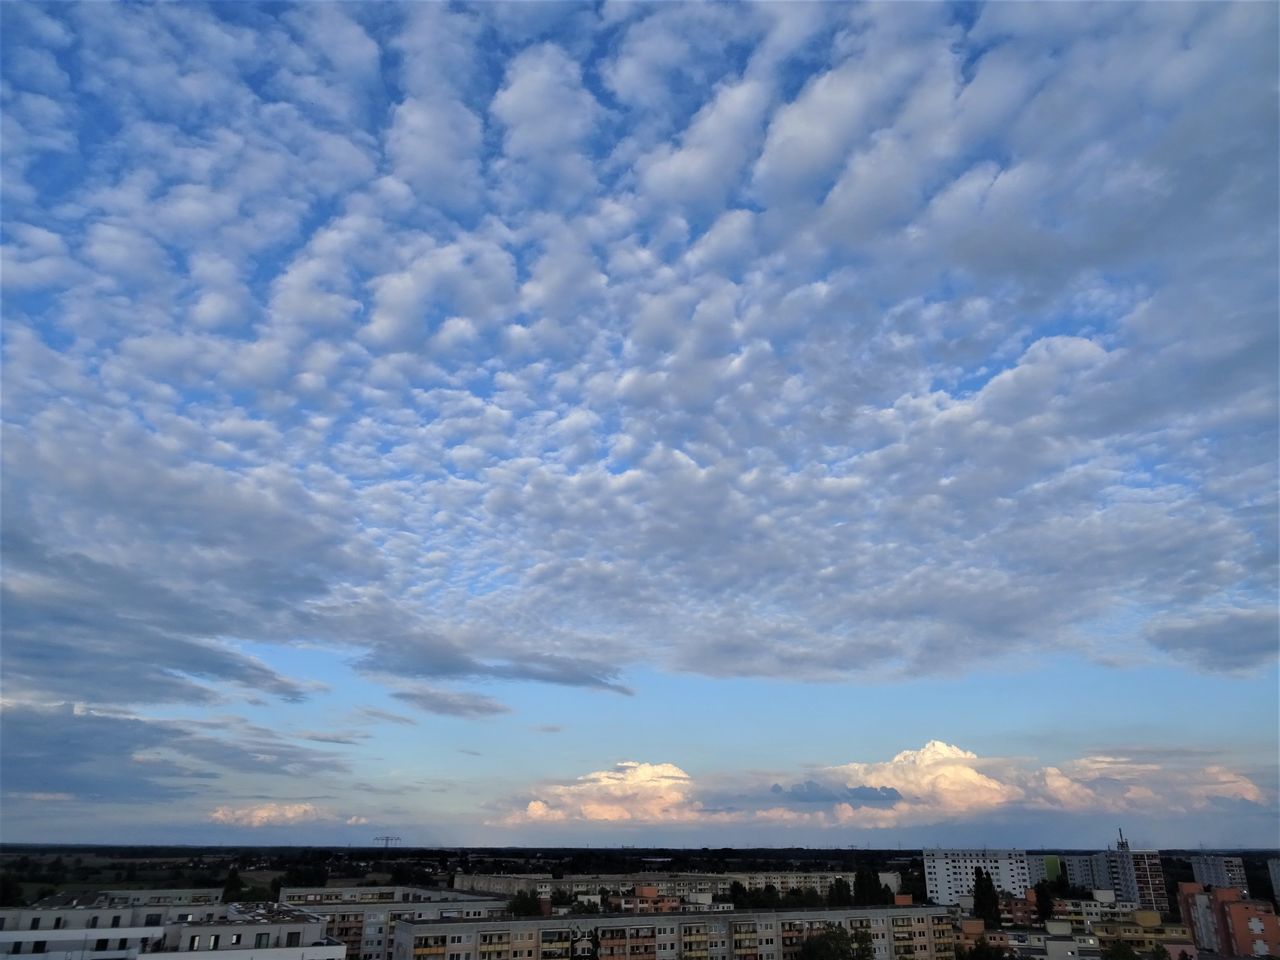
[209,802,328,827]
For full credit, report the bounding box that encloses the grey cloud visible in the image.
[1145,608,1280,673]
[0,704,347,806]
[769,781,902,807]
[392,685,512,718]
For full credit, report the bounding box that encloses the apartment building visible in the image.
[1176,883,1280,957]
[452,875,899,904]
[1269,861,1280,907]
[279,888,507,960]
[922,851,1031,905]
[1005,921,1103,960]
[0,893,344,960]
[1189,856,1248,892]
[394,905,955,960]
[1088,911,1194,958]
[1051,892,1140,926]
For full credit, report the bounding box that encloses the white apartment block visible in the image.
[394,905,955,960]
[0,893,344,960]
[1061,857,1099,892]
[279,887,508,960]
[922,851,1031,905]
[1189,856,1248,892]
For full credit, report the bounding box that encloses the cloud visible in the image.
[0,0,1275,841]
[509,761,707,824]
[391,685,512,718]
[210,802,327,827]
[498,741,1273,830]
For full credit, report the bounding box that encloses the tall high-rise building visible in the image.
[1090,832,1167,914]
[1190,855,1248,892]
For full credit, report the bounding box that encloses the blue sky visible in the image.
[1,1,1277,848]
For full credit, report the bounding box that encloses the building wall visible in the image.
[1189,858,1248,893]
[279,888,507,960]
[922,851,1031,906]
[396,906,954,960]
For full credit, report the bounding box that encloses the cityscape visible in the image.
[1,843,1279,960]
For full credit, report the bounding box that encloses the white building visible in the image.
[452,874,893,903]
[922,850,1031,905]
[1090,840,1167,914]
[0,893,344,960]
[1189,856,1247,892]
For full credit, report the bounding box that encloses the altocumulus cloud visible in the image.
[0,1,1276,838]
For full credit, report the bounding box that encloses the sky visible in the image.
[1,1,1277,850]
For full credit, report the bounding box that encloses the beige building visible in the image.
[394,905,955,960]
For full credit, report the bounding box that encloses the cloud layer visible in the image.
[0,2,1276,839]
[502,740,1272,831]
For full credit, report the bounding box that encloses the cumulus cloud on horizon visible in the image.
[500,740,1272,830]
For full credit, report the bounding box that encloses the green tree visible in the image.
[1148,946,1170,960]
[852,929,874,960]
[509,891,543,917]
[964,938,1008,960]
[0,873,23,907]
[1102,943,1138,960]
[827,879,854,908]
[1032,881,1055,924]
[222,866,245,903]
[971,869,1001,931]
[798,928,854,960]
[853,867,884,906]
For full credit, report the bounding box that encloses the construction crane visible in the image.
[374,835,401,849]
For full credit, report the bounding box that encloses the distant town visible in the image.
[1,835,1277,960]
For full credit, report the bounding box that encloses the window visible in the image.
[255,934,270,949]
[53,920,62,931]
[96,940,109,951]
[31,945,44,955]
[28,921,39,932]
[210,937,220,950]
[189,938,201,951]
[230,937,240,947]
[112,918,121,929]
[146,915,162,927]
[118,940,128,951]
[287,933,301,948]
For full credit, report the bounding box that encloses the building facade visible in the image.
[1189,857,1248,893]
[452,875,897,904]
[0,894,344,960]
[279,887,507,960]
[922,851,1031,906]
[1176,883,1280,958]
[395,906,954,960]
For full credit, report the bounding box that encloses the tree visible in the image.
[222,866,245,903]
[509,891,543,917]
[852,929,874,960]
[827,879,854,908]
[964,938,1008,960]
[971,869,1001,931]
[798,928,854,960]
[1102,943,1138,960]
[1032,881,1055,925]
[854,867,885,907]
[1148,946,1170,960]
[0,873,23,908]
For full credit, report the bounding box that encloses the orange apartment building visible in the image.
[1177,883,1280,958]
